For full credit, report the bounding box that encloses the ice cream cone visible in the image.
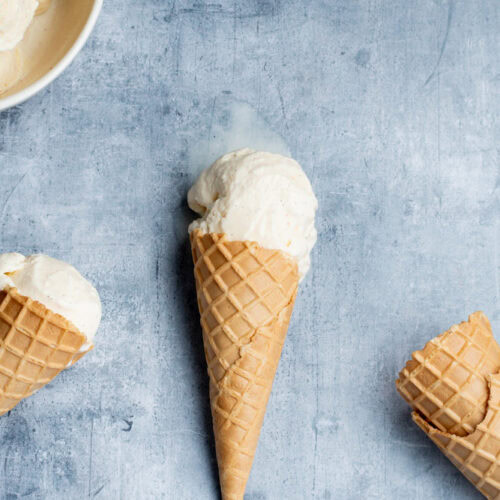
[413,373,500,499]
[396,312,500,436]
[190,231,299,500]
[0,286,91,415]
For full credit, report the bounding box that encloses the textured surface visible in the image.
[397,312,500,436]
[192,231,298,499]
[0,287,89,415]
[0,0,498,498]
[413,374,500,499]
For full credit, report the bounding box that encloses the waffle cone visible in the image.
[413,372,500,499]
[0,287,91,415]
[190,231,299,500]
[396,312,500,436]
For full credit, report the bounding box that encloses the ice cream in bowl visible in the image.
[0,0,102,110]
[188,149,318,500]
[0,253,101,415]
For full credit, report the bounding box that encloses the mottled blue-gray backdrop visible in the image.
[0,0,498,498]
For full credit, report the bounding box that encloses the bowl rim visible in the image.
[0,0,103,112]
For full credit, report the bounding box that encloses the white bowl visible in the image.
[0,0,103,111]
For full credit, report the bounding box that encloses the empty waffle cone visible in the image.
[0,287,91,415]
[413,373,500,499]
[396,312,500,436]
[191,231,299,500]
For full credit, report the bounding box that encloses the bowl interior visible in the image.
[1,0,95,99]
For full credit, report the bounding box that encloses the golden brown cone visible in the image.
[0,287,91,415]
[396,312,500,436]
[413,373,500,499]
[190,231,299,500]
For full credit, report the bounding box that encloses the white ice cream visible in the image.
[188,148,318,278]
[0,253,101,344]
[0,0,38,52]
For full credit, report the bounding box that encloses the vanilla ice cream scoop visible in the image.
[0,0,38,52]
[188,148,318,278]
[0,253,101,344]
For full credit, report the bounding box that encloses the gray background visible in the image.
[0,0,498,498]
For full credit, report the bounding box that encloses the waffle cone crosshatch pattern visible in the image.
[397,313,500,499]
[0,1,497,497]
[413,375,500,499]
[397,312,500,436]
[0,287,90,414]
[191,231,299,499]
